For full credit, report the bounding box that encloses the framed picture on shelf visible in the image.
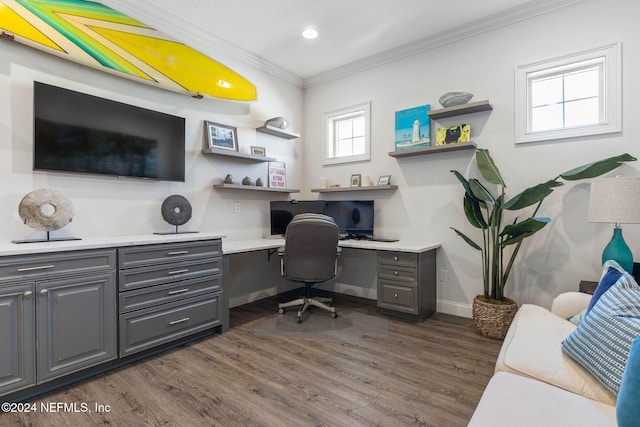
[436,124,471,146]
[251,146,266,156]
[350,174,362,187]
[378,175,391,186]
[394,104,431,151]
[268,161,287,189]
[205,121,238,151]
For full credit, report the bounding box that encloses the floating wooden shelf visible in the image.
[427,100,493,120]
[388,141,477,158]
[256,125,300,140]
[202,148,276,162]
[213,183,299,193]
[311,185,398,193]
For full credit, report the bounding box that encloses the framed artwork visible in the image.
[350,174,362,187]
[395,104,431,151]
[378,175,391,186]
[251,146,266,156]
[268,161,287,189]
[205,121,237,151]
[436,124,471,146]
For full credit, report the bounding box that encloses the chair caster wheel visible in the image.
[331,312,338,319]
[278,308,285,314]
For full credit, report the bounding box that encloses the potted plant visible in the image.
[451,149,636,339]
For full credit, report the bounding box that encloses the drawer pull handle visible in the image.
[168,250,189,256]
[17,264,55,272]
[169,317,190,326]
[39,289,48,295]
[394,256,398,261]
[394,271,399,276]
[168,288,190,295]
[168,269,189,275]
[23,291,33,297]
[394,293,399,299]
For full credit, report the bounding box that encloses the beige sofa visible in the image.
[469,292,617,426]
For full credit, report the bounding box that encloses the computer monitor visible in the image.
[324,200,374,238]
[270,200,325,236]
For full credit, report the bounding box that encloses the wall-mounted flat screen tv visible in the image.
[33,81,186,182]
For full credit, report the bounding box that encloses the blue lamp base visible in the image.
[602,226,634,273]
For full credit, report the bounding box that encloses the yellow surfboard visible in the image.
[0,0,257,101]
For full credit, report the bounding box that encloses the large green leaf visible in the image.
[463,193,487,229]
[476,149,506,187]
[451,170,475,198]
[469,179,496,204]
[451,227,482,250]
[500,217,550,246]
[503,180,564,210]
[560,153,637,181]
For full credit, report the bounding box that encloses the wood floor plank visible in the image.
[1,294,500,426]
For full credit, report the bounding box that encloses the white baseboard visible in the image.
[437,299,472,318]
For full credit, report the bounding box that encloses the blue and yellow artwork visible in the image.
[395,104,431,151]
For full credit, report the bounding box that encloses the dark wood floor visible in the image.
[2,294,502,427]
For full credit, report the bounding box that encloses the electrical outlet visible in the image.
[440,269,448,282]
[234,202,241,213]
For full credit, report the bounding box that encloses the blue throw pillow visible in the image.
[587,260,625,314]
[617,336,640,427]
[562,271,640,396]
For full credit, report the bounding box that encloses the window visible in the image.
[324,102,370,165]
[515,43,621,144]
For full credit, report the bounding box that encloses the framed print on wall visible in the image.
[205,121,238,151]
[394,104,431,151]
[435,124,471,146]
[268,161,287,189]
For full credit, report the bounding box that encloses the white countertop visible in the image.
[0,232,226,257]
[221,238,440,255]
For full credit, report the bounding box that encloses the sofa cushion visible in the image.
[617,336,640,426]
[469,372,616,427]
[587,260,624,314]
[496,303,615,405]
[562,271,640,397]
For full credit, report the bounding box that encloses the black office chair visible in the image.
[277,213,341,323]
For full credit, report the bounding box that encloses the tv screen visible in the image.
[33,81,186,182]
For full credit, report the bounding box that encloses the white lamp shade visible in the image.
[588,177,640,224]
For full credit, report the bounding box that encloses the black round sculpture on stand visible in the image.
[13,188,81,243]
[155,194,198,235]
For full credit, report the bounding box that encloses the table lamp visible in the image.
[588,177,640,273]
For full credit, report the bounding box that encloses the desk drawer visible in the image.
[377,266,417,283]
[378,281,417,314]
[0,249,116,283]
[119,259,221,291]
[377,251,418,268]
[119,275,221,313]
[119,294,221,357]
[118,240,221,269]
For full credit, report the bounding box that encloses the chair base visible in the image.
[278,296,337,323]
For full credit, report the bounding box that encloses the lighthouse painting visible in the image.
[394,104,431,151]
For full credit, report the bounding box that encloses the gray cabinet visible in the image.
[0,249,117,396]
[377,249,436,321]
[118,240,223,357]
[0,282,35,395]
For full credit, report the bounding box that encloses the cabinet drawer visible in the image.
[119,258,221,291]
[377,265,417,283]
[0,249,116,283]
[118,240,221,269]
[119,275,222,313]
[377,251,418,268]
[119,294,221,357]
[378,281,417,314]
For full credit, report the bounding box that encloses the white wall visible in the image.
[302,0,640,313]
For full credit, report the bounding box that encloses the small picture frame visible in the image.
[251,146,266,156]
[205,121,238,151]
[378,175,391,186]
[350,174,362,187]
[268,161,287,189]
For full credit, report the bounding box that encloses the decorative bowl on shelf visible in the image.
[439,92,473,108]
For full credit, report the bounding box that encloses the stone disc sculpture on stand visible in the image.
[13,188,80,243]
[155,194,198,234]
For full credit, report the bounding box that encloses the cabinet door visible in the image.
[36,272,116,383]
[0,283,35,395]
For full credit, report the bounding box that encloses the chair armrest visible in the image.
[550,292,592,319]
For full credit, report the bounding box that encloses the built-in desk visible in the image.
[221,238,440,323]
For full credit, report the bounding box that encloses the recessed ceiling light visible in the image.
[302,28,318,40]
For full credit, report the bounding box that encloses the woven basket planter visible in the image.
[472,295,518,340]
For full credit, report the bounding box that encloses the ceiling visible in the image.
[103,0,583,87]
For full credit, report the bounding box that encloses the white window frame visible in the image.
[515,43,621,144]
[323,101,371,165]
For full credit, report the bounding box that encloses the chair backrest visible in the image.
[283,213,339,283]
